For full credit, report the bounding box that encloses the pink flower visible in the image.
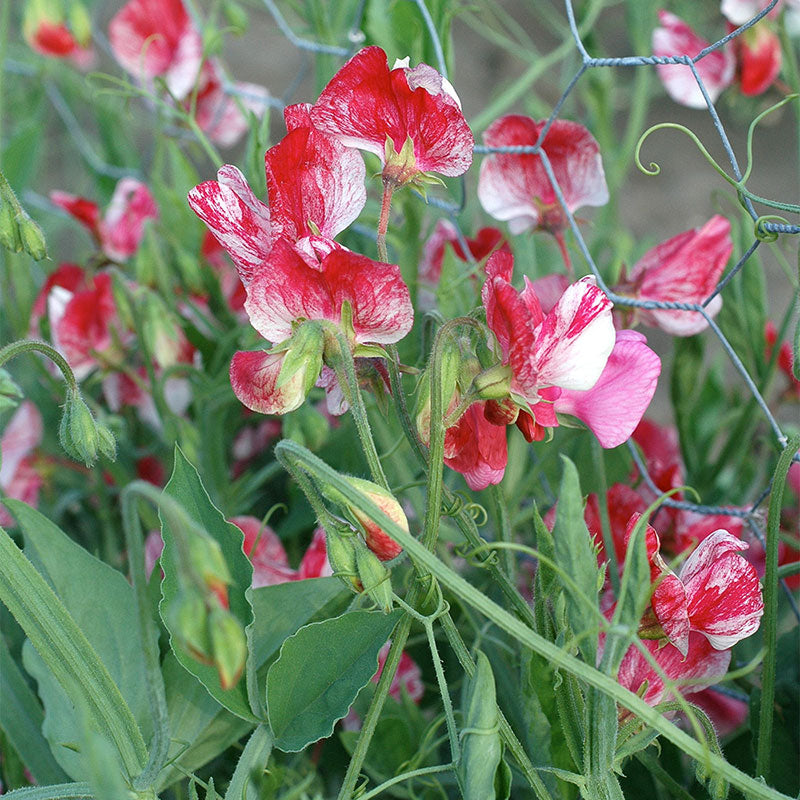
[613,631,732,709]
[51,178,158,261]
[617,216,733,336]
[637,518,764,656]
[721,0,781,27]
[23,2,95,67]
[477,116,609,237]
[310,46,473,185]
[765,321,800,400]
[230,239,412,415]
[419,220,508,285]
[297,528,333,580]
[109,0,204,100]
[0,402,44,528]
[232,516,297,587]
[193,62,271,148]
[652,11,736,108]
[376,641,424,703]
[554,330,661,448]
[188,103,366,285]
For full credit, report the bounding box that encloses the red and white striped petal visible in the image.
[265,115,366,241]
[680,530,764,649]
[230,349,312,416]
[101,178,158,261]
[188,166,274,285]
[231,515,297,587]
[532,276,615,392]
[444,402,508,490]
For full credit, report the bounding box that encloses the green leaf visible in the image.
[160,446,256,721]
[7,500,155,779]
[0,518,147,781]
[551,457,601,664]
[0,635,69,785]
[1,784,93,800]
[266,609,402,752]
[223,724,272,800]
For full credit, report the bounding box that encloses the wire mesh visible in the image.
[7,0,799,599]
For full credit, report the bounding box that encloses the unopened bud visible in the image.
[168,587,213,664]
[339,476,407,561]
[140,293,182,369]
[209,606,247,689]
[16,210,47,261]
[187,533,232,608]
[0,199,22,252]
[59,389,116,466]
[483,397,518,426]
[67,1,92,46]
[355,541,393,613]
[415,339,462,442]
[325,529,360,591]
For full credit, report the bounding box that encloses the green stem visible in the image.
[0,339,79,392]
[376,181,394,263]
[756,434,800,781]
[490,484,515,578]
[385,346,537,627]
[356,763,454,800]
[277,441,792,800]
[223,725,273,800]
[591,439,620,595]
[326,327,389,489]
[423,619,460,763]
[120,483,173,790]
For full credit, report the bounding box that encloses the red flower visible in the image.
[51,178,158,261]
[189,104,366,285]
[0,402,44,528]
[310,46,473,185]
[652,11,735,108]
[617,216,733,337]
[735,22,782,95]
[419,220,508,286]
[443,402,508,491]
[230,240,412,415]
[765,321,800,399]
[477,116,608,236]
[24,2,94,67]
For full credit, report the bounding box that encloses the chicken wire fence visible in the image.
[6,0,799,612]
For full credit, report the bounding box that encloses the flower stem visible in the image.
[756,433,800,781]
[0,339,78,393]
[376,181,394,263]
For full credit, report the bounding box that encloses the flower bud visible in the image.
[0,197,22,253]
[67,0,92,47]
[59,389,116,466]
[187,533,232,608]
[415,339,462,442]
[222,0,248,34]
[355,540,393,613]
[325,528,360,591]
[15,210,48,261]
[140,292,183,369]
[338,476,407,561]
[209,606,247,690]
[167,587,213,664]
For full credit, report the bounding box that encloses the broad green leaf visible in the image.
[1,783,93,800]
[161,446,256,721]
[0,635,68,785]
[266,609,402,752]
[551,457,601,664]
[0,519,147,781]
[9,501,155,748]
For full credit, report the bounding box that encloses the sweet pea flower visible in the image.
[109,0,268,147]
[419,220,508,286]
[229,238,413,415]
[189,103,366,285]
[310,46,474,186]
[733,21,782,95]
[721,0,781,25]
[0,402,44,528]
[109,0,204,100]
[477,116,608,263]
[634,516,764,656]
[23,0,94,67]
[51,178,158,261]
[765,321,800,400]
[652,11,735,108]
[615,216,733,337]
[613,631,732,709]
[481,252,659,448]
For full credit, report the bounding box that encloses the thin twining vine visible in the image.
[635,94,800,217]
